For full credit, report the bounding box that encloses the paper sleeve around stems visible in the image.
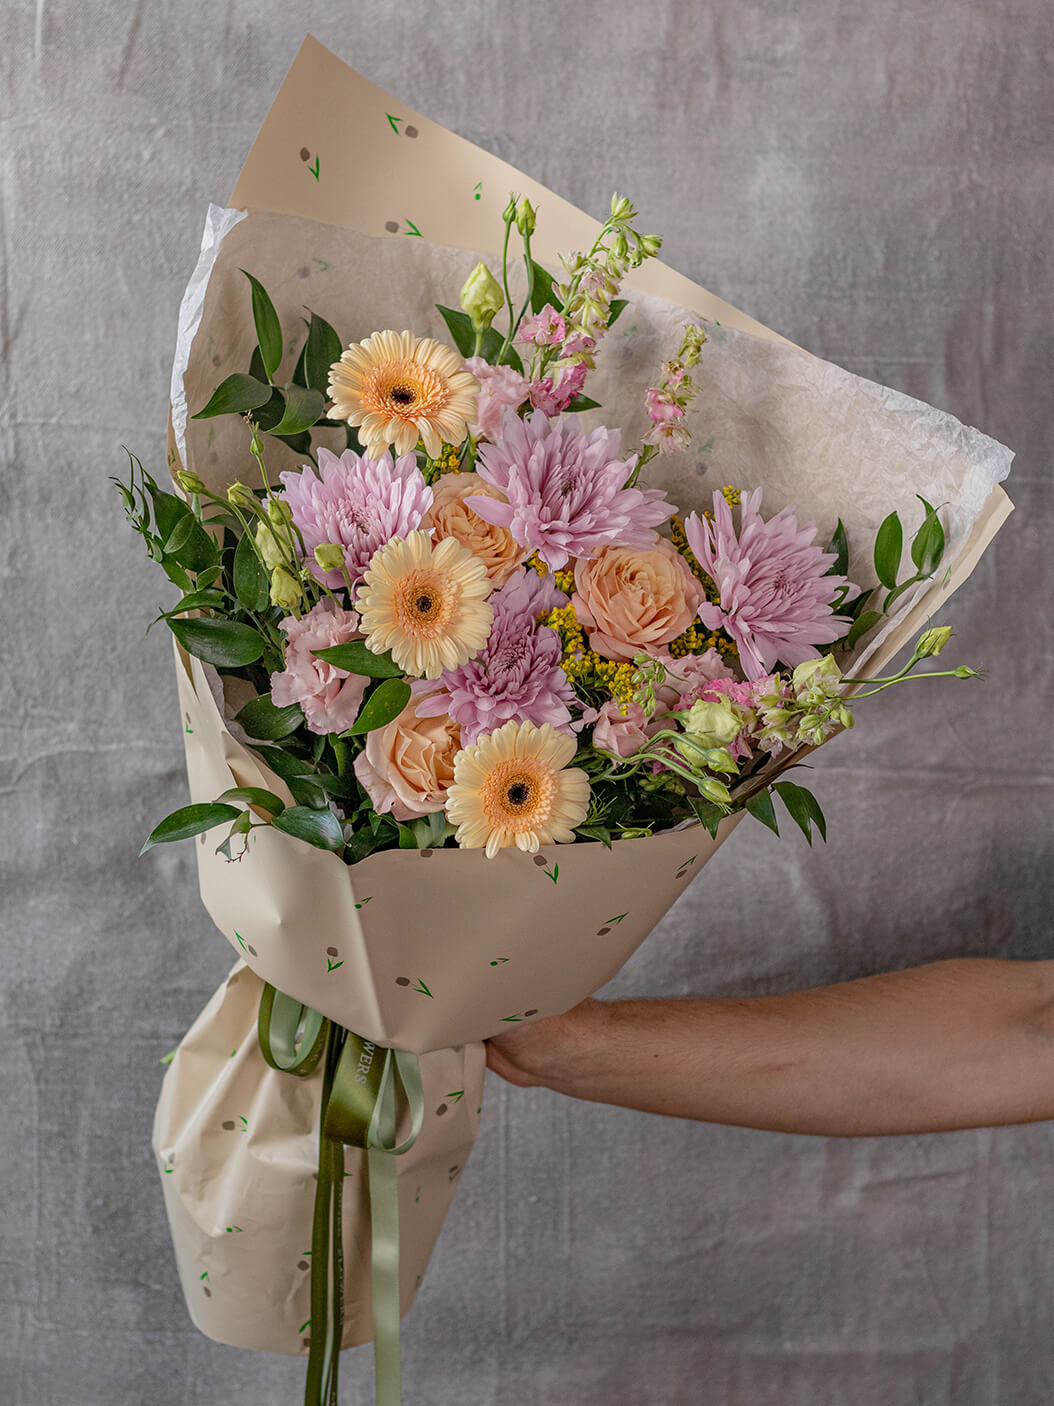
[152,961,484,1354]
[174,640,742,1055]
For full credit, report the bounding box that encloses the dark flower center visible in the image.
[415,594,433,613]
[507,781,531,807]
[390,385,417,406]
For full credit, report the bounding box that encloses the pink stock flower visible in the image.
[684,489,850,680]
[517,305,568,347]
[653,648,735,711]
[278,448,432,589]
[644,421,692,455]
[645,388,685,425]
[528,362,588,416]
[471,409,674,570]
[414,568,577,743]
[465,356,529,442]
[559,329,596,359]
[269,599,368,735]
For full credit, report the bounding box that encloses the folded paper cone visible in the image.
[176,641,743,1053]
[153,962,484,1352]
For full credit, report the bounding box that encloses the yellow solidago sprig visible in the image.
[541,600,637,709]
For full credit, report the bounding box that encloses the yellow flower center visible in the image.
[362,358,448,423]
[394,569,457,636]
[481,759,555,832]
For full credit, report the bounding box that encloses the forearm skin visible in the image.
[493,960,1054,1137]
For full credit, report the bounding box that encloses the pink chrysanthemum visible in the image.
[278,447,433,589]
[414,568,577,743]
[470,409,673,570]
[684,489,850,680]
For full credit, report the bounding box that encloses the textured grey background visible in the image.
[2,3,1052,1403]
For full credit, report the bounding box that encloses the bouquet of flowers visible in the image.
[127,42,1013,1406]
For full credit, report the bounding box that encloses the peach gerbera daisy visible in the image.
[328,330,480,460]
[445,720,591,858]
[355,530,494,679]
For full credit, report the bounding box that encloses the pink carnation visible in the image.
[684,489,850,680]
[278,448,432,589]
[465,356,529,442]
[471,409,674,570]
[517,305,568,347]
[414,568,576,742]
[269,599,368,735]
[592,700,651,758]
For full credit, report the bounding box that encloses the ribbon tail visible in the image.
[367,1141,402,1405]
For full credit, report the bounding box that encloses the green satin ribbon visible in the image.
[257,985,423,1406]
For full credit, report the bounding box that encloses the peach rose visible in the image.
[353,691,461,822]
[423,472,528,587]
[572,534,706,661]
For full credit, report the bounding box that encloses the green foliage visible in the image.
[235,694,304,741]
[312,642,403,677]
[166,617,265,667]
[293,311,343,396]
[745,789,780,836]
[241,270,284,380]
[529,260,557,314]
[216,786,286,816]
[193,373,273,420]
[873,512,903,591]
[343,678,413,735]
[232,531,269,612]
[272,806,345,851]
[140,802,240,854]
[773,781,827,845]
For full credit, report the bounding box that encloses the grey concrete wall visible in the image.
[3,3,1052,1403]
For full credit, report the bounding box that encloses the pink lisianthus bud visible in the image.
[517,305,568,347]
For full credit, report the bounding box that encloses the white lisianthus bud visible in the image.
[459,261,505,331]
[915,625,953,658]
[314,543,346,574]
[680,698,743,751]
[269,565,303,610]
[698,777,732,805]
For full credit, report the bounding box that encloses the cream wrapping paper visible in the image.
[153,961,484,1354]
[175,638,744,1054]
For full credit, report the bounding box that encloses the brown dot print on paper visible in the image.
[297,1259,309,1271]
[203,1286,212,1298]
[404,125,419,138]
[246,944,257,957]
[532,855,548,867]
[419,848,433,858]
[395,976,411,987]
[298,266,310,279]
[435,1103,448,1117]
[222,1120,236,1131]
[385,220,399,234]
[326,947,339,957]
[299,147,311,162]
[525,1009,539,1017]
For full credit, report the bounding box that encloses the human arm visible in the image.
[485,959,1054,1136]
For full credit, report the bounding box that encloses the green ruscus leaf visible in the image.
[343,678,412,736]
[271,806,346,851]
[167,617,265,667]
[873,512,903,592]
[745,789,780,836]
[233,530,269,612]
[241,270,283,381]
[140,803,241,854]
[773,781,827,846]
[293,311,344,396]
[234,694,304,741]
[192,373,274,420]
[312,641,403,677]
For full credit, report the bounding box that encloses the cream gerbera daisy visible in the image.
[445,720,591,858]
[356,530,494,679]
[328,329,480,460]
